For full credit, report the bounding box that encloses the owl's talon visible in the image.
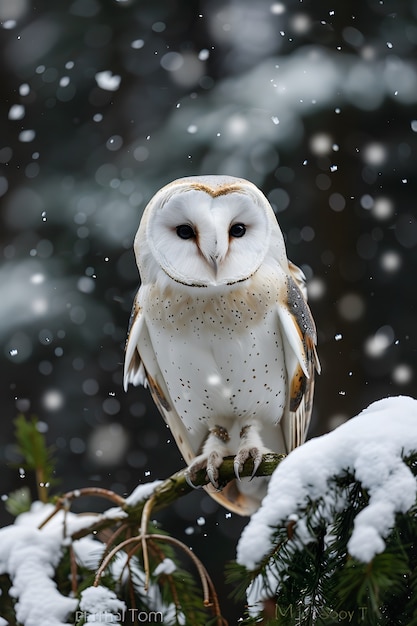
[206,466,219,489]
[234,447,264,481]
[234,459,242,481]
[185,472,202,490]
[250,454,263,480]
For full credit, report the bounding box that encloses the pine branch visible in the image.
[43,453,284,541]
[14,414,57,503]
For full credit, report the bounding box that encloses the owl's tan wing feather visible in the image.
[205,481,261,515]
[277,264,320,452]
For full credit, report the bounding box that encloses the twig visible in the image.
[94,536,142,586]
[38,487,125,530]
[93,530,226,625]
[140,494,156,590]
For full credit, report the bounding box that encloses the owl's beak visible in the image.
[209,254,218,276]
[207,232,227,281]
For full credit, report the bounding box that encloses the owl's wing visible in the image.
[124,292,147,389]
[277,263,320,452]
[124,289,200,466]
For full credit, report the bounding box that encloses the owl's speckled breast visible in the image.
[142,267,288,433]
[145,267,281,331]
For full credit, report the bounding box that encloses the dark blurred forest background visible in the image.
[1,0,417,621]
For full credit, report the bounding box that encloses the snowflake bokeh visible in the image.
[1,1,417,621]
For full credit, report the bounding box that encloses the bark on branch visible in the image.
[134,452,285,514]
[63,453,285,541]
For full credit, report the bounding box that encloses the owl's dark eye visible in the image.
[176,224,195,240]
[229,223,246,238]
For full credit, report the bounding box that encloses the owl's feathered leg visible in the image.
[234,424,271,480]
[185,425,231,490]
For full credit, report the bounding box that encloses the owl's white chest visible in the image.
[142,276,287,442]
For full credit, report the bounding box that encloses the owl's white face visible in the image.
[137,176,285,288]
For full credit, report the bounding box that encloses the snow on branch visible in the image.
[236,395,417,615]
[0,453,283,625]
[238,396,417,569]
[0,503,79,626]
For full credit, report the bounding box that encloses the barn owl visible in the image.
[124,175,320,515]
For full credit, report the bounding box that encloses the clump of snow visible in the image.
[164,604,186,625]
[124,480,162,506]
[153,557,177,576]
[101,506,128,521]
[0,501,127,625]
[0,502,78,626]
[237,396,417,570]
[72,536,106,570]
[79,586,126,624]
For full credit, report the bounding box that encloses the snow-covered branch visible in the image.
[236,396,417,624]
[0,453,284,625]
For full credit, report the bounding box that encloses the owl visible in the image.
[124,175,320,515]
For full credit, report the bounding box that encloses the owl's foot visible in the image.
[234,424,269,480]
[185,424,231,490]
[185,450,224,490]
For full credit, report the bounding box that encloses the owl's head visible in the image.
[135,175,287,288]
